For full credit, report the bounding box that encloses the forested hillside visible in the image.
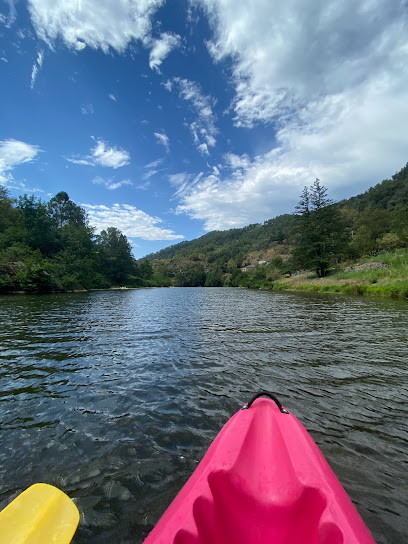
[143,163,408,289]
[0,190,154,293]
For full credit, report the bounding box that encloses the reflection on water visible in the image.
[0,288,407,543]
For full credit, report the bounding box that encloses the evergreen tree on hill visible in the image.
[292,179,349,277]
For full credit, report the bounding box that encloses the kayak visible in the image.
[143,392,376,544]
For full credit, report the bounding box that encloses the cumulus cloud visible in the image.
[0,139,41,184]
[82,203,184,241]
[149,32,181,71]
[92,140,130,168]
[176,76,408,230]
[175,152,307,231]
[154,131,170,152]
[27,1,178,72]
[66,139,130,169]
[165,77,217,154]
[202,0,408,126]
[169,0,408,230]
[28,0,163,53]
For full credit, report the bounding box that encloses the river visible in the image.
[0,288,407,543]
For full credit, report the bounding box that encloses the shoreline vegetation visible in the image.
[3,250,407,300]
[1,163,408,300]
[266,250,408,299]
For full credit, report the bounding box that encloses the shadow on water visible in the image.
[0,288,407,543]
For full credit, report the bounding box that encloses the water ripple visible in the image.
[0,288,407,543]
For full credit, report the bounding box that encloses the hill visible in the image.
[142,162,408,294]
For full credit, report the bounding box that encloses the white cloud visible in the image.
[162,79,173,92]
[169,172,190,186]
[28,0,164,53]
[107,180,132,190]
[1,0,17,27]
[28,0,179,74]
[66,139,130,169]
[143,158,164,181]
[65,157,94,167]
[92,176,132,190]
[82,203,184,241]
[166,77,218,154]
[175,153,304,230]
[136,181,151,190]
[224,152,250,170]
[144,158,163,169]
[154,131,170,152]
[0,139,41,184]
[142,170,158,181]
[81,103,94,115]
[92,140,130,168]
[170,0,408,230]
[201,0,408,126]
[176,76,408,230]
[169,171,204,199]
[30,50,43,89]
[108,93,117,102]
[149,32,181,71]
[197,143,208,156]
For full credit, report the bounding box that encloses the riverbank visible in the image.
[269,250,408,299]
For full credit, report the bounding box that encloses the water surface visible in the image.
[0,288,407,543]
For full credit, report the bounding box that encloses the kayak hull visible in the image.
[143,397,375,544]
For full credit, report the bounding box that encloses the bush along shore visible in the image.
[266,250,408,299]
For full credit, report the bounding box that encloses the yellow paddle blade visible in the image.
[0,483,79,544]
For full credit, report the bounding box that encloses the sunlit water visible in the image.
[0,288,407,543]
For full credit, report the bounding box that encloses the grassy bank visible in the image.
[270,250,408,299]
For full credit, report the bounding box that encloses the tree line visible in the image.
[2,161,407,292]
[0,190,157,293]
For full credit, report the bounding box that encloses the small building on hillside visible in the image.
[240,264,256,272]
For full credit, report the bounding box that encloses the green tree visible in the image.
[96,227,135,284]
[292,179,349,277]
[0,187,16,234]
[139,260,154,280]
[174,264,206,286]
[205,269,224,286]
[390,204,408,245]
[16,194,58,256]
[350,208,389,255]
[48,192,100,289]
[48,191,86,229]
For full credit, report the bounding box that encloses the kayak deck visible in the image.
[143,395,375,543]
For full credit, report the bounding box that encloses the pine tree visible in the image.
[293,179,349,277]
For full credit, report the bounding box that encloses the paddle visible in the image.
[0,483,79,544]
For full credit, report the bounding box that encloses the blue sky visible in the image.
[1,0,408,258]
